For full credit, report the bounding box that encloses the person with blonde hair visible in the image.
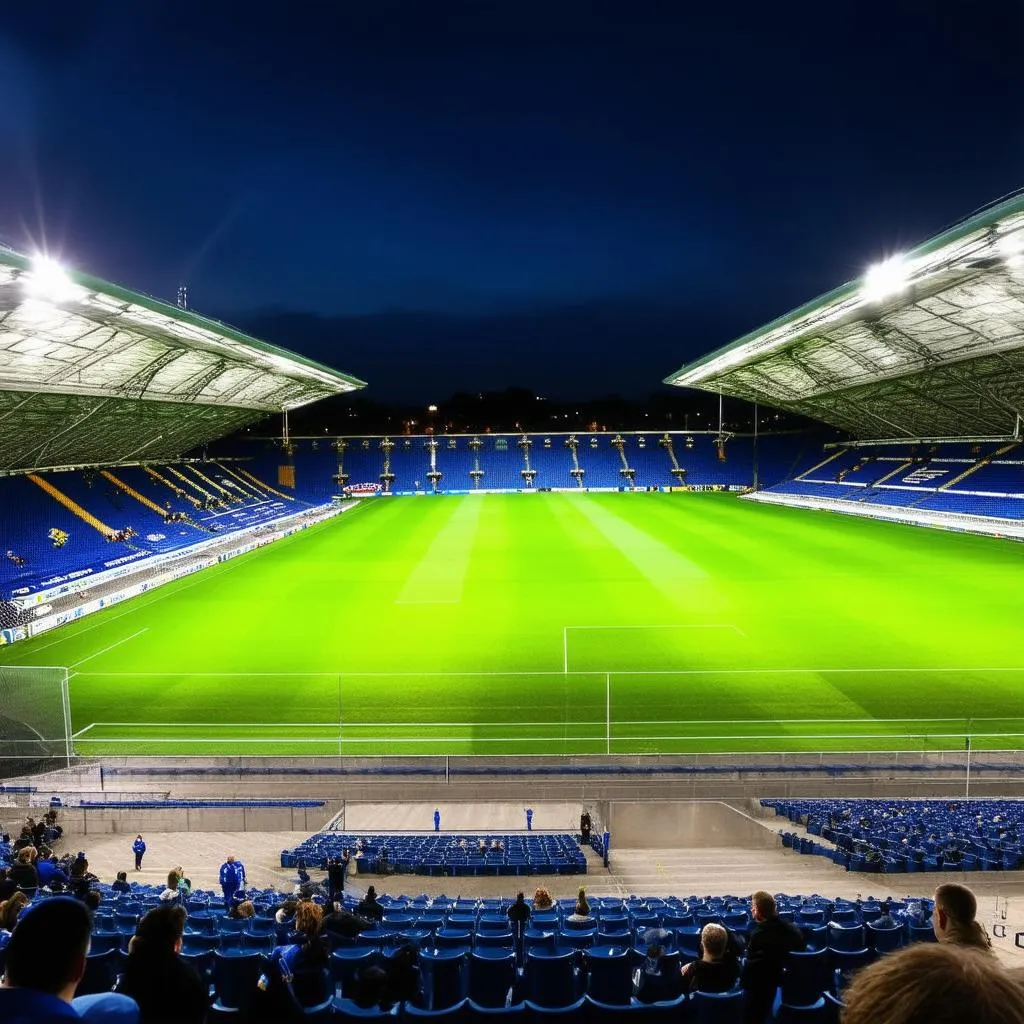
[533,887,554,911]
[566,887,592,923]
[682,922,739,993]
[932,883,991,951]
[842,943,1024,1024]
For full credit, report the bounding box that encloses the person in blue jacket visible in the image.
[433,809,441,832]
[525,808,534,831]
[133,835,146,871]
[219,855,246,910]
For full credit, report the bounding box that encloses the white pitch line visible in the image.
[71,723,96,739]
[70,666,1024,677]
[69,629,149,669]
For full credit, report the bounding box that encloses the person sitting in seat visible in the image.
[256,900,331,1019]
[933,883,992,951]
[356,886,384,922]
[115,904,207,1024]
[634,940,685,1004]
[565,888,592,924]
[111,872,132,895]
[533,887,554,911]
[682,922,739,993]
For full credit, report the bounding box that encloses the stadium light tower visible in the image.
[23,255,83,304]
[862,254,909,303]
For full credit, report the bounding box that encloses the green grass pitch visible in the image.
[4,492,1024,756]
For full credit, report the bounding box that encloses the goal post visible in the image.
[0,665,73,775]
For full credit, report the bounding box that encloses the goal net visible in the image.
[0,666,73,776]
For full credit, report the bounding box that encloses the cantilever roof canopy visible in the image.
[0,248,366,473]
[665,193,1024,439]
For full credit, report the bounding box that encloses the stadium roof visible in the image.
[665,192,1024,439]
[0,248,366,473]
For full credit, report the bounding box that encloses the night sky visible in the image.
[1,1,1021,401]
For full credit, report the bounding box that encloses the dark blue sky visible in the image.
[1,1,1021,400]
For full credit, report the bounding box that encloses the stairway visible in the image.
[28,474,117,537]
[236,466,295,501]
[144,466,202,508]
[796,448,847,482]
[939,442,1020,491]
[101,470,176,517]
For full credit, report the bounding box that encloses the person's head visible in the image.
[294,900,323,940]
[933,884,990,949]
[700,923,728,961]
[136,834,142,841]
[751,890,776,922]
[0,891,29,930]
[83,890,102,913]
[226,855,235,863]
[235,900,255,919]
[116,871,127,883]
[16,846,35,865]
[352,965,389,1009]
[842,944,1024,1024]
[533,887,553,910]
[2,896,93,1002]
[130,903,187,958]
[365,886,377,902]
[280,899,298,919]
[515,892,526,905]
[575,887,590,916]
[167,869,182,891]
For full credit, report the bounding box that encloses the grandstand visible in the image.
[666,191,1024,537]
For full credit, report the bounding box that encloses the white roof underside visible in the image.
[666,194,1024,438]
[0,249,366,473]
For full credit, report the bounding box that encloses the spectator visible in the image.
[116,903,208,1024]
[933,883,991,951]
[525,808,534,831]
[83,891,103,917]
[218,855,245,910]
[383,943,423,1008]
[433,809,440,832]
[111,872,132,895]
[8,848,38,893]
[254,901,330,1021]
[0,896,103,1024]
[875,899,898,929]
[349,966,390,1010]
[0,867,15,902]
[37,855,69,892]
[132,836,146,872]
[228,899,255,921]
[580,810,592,845]
[682,923,740,994]
[842,943,1024,1024]
[741,890,806,1024]
[327,855,348,904]
[0,892,29,932]
[566,887,592,924]
[321,903,372,941]
[635,940,685,1004]
[173,868,191,901]
[356,886,384,922]
[533,887,554,911]
[507,891,531,935]
[275,899,299,927]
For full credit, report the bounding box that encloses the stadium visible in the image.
[3,192,1024,1018]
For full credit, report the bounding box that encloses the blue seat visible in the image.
[476,932,514,950]
[332,997,399,1018]
[866,922,903,953]
[182,933,221,954]
[403,999,470,1019]
[827,923,864,952]
[87,931,122,955]
[907,922,937,944]
[180,949,215,982]
[469,949,516,1008]
[76,949,118,997]
[782,949,830,1007]
[212,950,262,1013]
[585,947,633,1005]
[523,996,588,1020]
[465,1000,526,1018]
[526,949,578,1008]
[330,948,379,995]
[828,947,873,983]
[693,989,744,1023]
[775,996,829,1021]
[585,993,688,1021]
[420,948,468,1010]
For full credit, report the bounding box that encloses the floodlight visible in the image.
[998,230,1024,269]
[23,255,84,304]
[862,255,909,302]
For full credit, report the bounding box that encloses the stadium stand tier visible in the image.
[764,799,1024,873]
[282,833,587,876]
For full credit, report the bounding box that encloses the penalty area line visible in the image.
[71,723,96,740]
[69,629,149,669]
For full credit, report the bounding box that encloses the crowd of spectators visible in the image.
[3,807,1024,1023]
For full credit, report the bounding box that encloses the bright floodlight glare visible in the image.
[999,230,1024,267]
[862,255,908,302]
[24,255,81,304]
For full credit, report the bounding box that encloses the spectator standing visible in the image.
[580,811,592,845]
[741,890,807,1024]
[116,904,208,1024]
[132,836,146,872]
[433,808,441,832]
[219,854,245,910]
[525,808,534,831]
[327,854,348,904]
[507,892,531,959]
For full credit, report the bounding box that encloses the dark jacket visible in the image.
[8,862,38,891]
[741,915,806,1022]
[686,957,739,994]
[116,950,208,1024]
[507,901,531,932]
[355,896,384,922]
[322,908,373,940]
